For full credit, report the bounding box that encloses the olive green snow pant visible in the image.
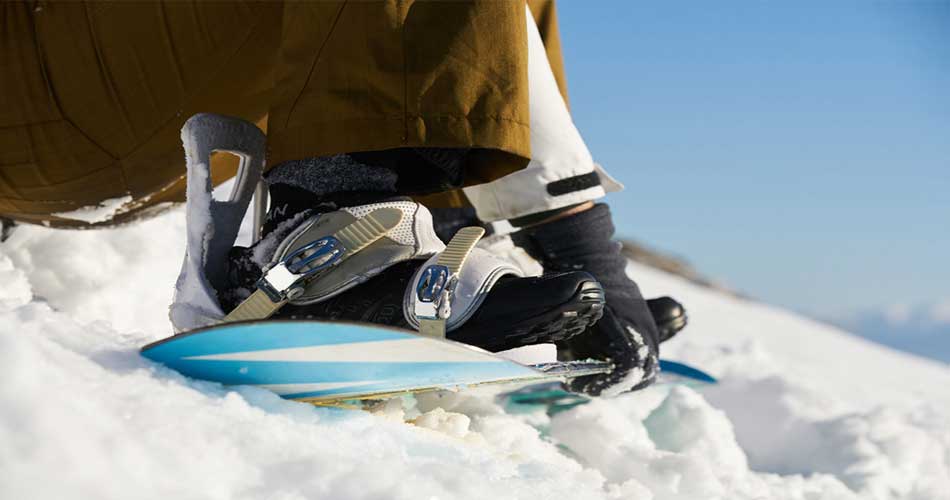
[0,0,569,227]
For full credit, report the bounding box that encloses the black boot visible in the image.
[223,242,604,353]
[512,203,660,395]
[219,156,605,353]
[430,207,686,345]
[648,296,688,343]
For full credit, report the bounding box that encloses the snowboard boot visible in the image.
[430,207,687,345]
[512,203,661,396]
[648,296,688,343]
[167,115,603,353]
[218,197,605,353]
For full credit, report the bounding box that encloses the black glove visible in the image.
[512,203,660,396]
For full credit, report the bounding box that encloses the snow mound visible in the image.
[2,205,949,500]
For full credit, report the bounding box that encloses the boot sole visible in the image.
[449,279,605,353]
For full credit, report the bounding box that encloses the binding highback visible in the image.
[170,114,266,332]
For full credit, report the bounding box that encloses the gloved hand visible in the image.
[559,297,659,396]
[512,203,660,396]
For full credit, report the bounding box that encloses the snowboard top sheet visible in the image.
[142,320,566,403]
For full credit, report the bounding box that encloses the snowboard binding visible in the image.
[168,113,604,355]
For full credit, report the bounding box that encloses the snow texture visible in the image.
[2,204,950,500]
[51,195,134,224]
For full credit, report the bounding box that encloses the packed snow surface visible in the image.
[2,205,949,500]
[50,195,135,224]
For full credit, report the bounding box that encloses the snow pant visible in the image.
[0,0,613,227]
[460,5,622,223]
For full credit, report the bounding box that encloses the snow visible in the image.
[496,344,558,365]
[51,195,134,224]
[2,204,950,500]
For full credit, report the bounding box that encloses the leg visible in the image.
[265,1,531,185]
[0,1,531,226]
[0,1,282,226]
[190,3,605,351]
[461,3,622,225]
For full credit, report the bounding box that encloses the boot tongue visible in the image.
[261,147,470,236]
[263,184,326,235]
[262,154,400,235]
[263,183,410,236]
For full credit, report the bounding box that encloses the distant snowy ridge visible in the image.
[622,237,950,367]
[619,238,740,297]
[2,205,949,500]
[828,302,950,364]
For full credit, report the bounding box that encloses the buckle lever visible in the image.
[256,236,345,302]
[414,264,454,320]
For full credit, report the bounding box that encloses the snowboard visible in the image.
[141,320,715,407]
[500,360,718,415]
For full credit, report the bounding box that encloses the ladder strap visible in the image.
[417,226,485,338]
[222,289,282,323]
[438,227,485,275]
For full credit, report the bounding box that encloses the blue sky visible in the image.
[556,1,950,318]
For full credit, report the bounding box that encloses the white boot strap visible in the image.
[413,227,485,338]
[406,235,524,336]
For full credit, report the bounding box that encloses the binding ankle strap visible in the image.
[223,208,403,323]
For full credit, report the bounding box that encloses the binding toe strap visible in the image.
[406,227,523,337]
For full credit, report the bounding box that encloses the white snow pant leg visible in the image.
[462,5,624,223]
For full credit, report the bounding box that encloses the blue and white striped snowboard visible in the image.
[141,320,715,406]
